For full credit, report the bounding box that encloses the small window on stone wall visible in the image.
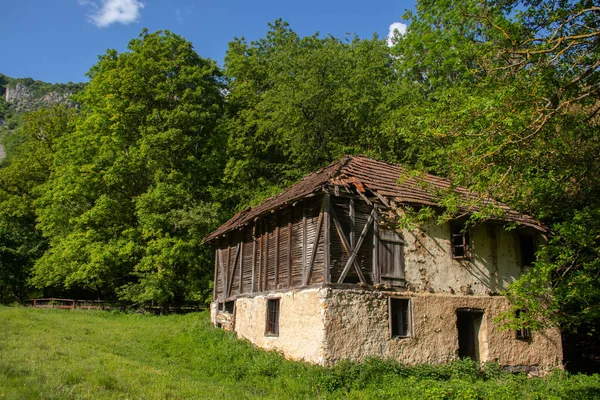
[390,298,411,338]
[265,298,280,336]
[451,222,470,259]
[515,309,531,340]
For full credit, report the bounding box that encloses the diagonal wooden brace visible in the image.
[329,205,366,284]
[337,208,375,284]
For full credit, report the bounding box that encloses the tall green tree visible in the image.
[32,30,225,307]
[390,0,600,331]
[223,20,398,208]
[0,105,75,302]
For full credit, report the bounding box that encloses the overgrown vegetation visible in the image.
[0,1,598,363]
[1,307,598,399]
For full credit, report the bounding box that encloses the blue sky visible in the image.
[0,0,414,84]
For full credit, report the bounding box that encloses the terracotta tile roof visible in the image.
[204,155,545,241]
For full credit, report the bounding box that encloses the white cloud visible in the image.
[80,0,145,27]
[387,22,407,46]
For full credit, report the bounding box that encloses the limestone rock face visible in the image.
[5,83,76,113]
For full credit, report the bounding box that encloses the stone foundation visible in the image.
[212,286,563,372]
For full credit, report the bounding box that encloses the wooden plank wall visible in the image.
[330,197,374,284]
[214,196,326,301]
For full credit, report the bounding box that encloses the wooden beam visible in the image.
[263,217,269,291]
[373,211,380,284]
[329,205,366,284]
[304,196,327,286]
[338,208,376,283]
[258,221,263,292]
[275,213,280,288]
[251,224,257,293]
[239,231,244,294]
[349,198,355,250]
[287,210,293,288]
[324,194,331,284]
[213,248,218,300]
[226,236,231,295]
[302,201,307,283]
[218,245,226,298]
[227,242,241,298]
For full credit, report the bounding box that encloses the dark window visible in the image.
[390,298,411,338]
[224,300,235,313]
[379,230,405,282]
[515,309,531,340]
[265,298,280,336]
[519,234,536,267]
[451,222,470,259]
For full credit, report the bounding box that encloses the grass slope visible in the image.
[0,307,599,399]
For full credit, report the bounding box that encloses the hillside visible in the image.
[0,73,84,161]
[1,307,599,399]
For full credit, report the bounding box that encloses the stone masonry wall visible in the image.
[228,288,329,364]
[323,289,563,372]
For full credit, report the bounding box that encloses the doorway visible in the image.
[456,308,484,361]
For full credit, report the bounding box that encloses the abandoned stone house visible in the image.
[205,155,563,372]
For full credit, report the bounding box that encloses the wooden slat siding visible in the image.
[287,209,293,288]
[349,198,355,250]
[354,201,375,283]
[241,227,253,294]
[330,202,366,284]
[309,197,327,285]
[251,224,257,293]
[276,208,290,289]
[324,194,331,284]
[264,217,270,291]
[213,248,218,300]
[275,213,280,288]
[258,220,263,293]
[338,208,375,283]
[218,244,226,299]
[291,203,305,287]
[302,201,307,284]
[304,196,326,286]
[373,211,380,284]
[239,232,244,294]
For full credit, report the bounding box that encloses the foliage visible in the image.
[31,30,225,306]
[390,0,600,330]
[1,307,599,399]
[0,106,75,303]
[223,19,398,208]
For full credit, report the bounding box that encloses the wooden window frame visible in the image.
[389,297,412,338]
[265,298,280,336]
[378,229,406,283]
[515,309,532,340]
[451,222,470,260]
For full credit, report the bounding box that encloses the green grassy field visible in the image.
[0,307,599,399]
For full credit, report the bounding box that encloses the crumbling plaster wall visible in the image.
[322,289,563,371]
[401,220,523,295]
[232,288,329,364]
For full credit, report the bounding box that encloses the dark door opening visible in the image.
[456,309,484,361]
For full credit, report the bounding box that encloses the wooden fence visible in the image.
[30,298,206,314]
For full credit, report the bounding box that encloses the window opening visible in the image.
[224,300,235,314]
[515,310,531,340]
[451,222,470,259]
[390,298,411,338]
[265,298,280,336]
[519,234,536,267]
